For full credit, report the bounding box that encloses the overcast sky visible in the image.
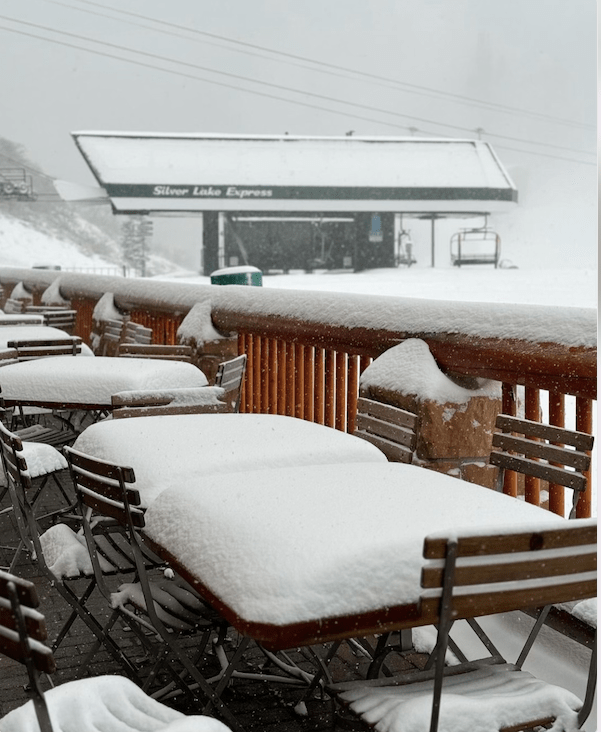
[0,0,596,268]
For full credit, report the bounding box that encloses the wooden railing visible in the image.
[0,268,595,518]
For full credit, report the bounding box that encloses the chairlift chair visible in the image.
[450,227,501,267]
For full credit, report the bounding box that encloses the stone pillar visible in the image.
[176,300,240,384]
[359,339,502,489]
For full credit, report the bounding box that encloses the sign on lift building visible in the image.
[71,132,518,273]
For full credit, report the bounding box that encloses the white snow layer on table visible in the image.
[0,675,231,732]
[360,339,500,404]
[339,664,582,732]
[142,462,568,626]
[73,413,387,506]
[0,356,208,404]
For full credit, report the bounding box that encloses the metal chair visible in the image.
[0,424,139,678]
[354,396,418,463]
[328,520,597,732]
[490,413,594,519]
[63,445,242,731]
[0,421,74,572]
[0,569,232,732]
[214,354,247,413]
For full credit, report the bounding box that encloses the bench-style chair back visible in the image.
[111,386,227,419]
[331,519,597,732]
[7,337,82,361]
[97,318,124,356]
[121,321,152,346]
[354,397,417,463]
[214,354,247,413]
[117,343,193,362]
[490,414,594,518]
[24,306,77,333]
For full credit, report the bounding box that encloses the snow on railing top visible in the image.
[0,267,596,349]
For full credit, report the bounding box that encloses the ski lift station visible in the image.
[71,133,518,274]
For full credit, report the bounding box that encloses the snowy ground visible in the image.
[156,265,597,309]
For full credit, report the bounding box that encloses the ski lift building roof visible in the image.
[71,132,518,215]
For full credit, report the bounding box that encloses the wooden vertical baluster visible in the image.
[335,351,347,432]
[268,338,278,415]
[285,341,295,417]
[347,355,359,434]
[575,396,593,518]
[501,383,518,498]
[304,345,315,423]
[253,337,263,414]
[260,336,269,414]
[314,347,325,426]
[524,386,541,506]
[245,334,254,414]
[325,349,336,428]
[295,343,305,420]
[548,391,565,516]
[277,340,287,416]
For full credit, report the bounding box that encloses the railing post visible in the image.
[501,383,518,498]
[548,391,566,516]
[524,386,541,506]
[576,397,594,518]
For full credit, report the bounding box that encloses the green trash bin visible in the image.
[210,266,263,287]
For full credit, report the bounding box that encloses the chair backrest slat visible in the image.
[7,338,82,360]
[117,343,193,362]
[121,321,152,345]
[491,413,594,518]
[64,447,145,529]
[354,397,417,463]
[214,354,247,412]
[0,570,56,674]
[495,415,594,452]
[420,521,597,621]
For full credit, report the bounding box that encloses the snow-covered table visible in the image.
[141,462,569,650]
[0,325,94,356]
[0,356,208,410]
[73,412,388,506]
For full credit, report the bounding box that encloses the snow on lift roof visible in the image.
[71,132,518,214]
